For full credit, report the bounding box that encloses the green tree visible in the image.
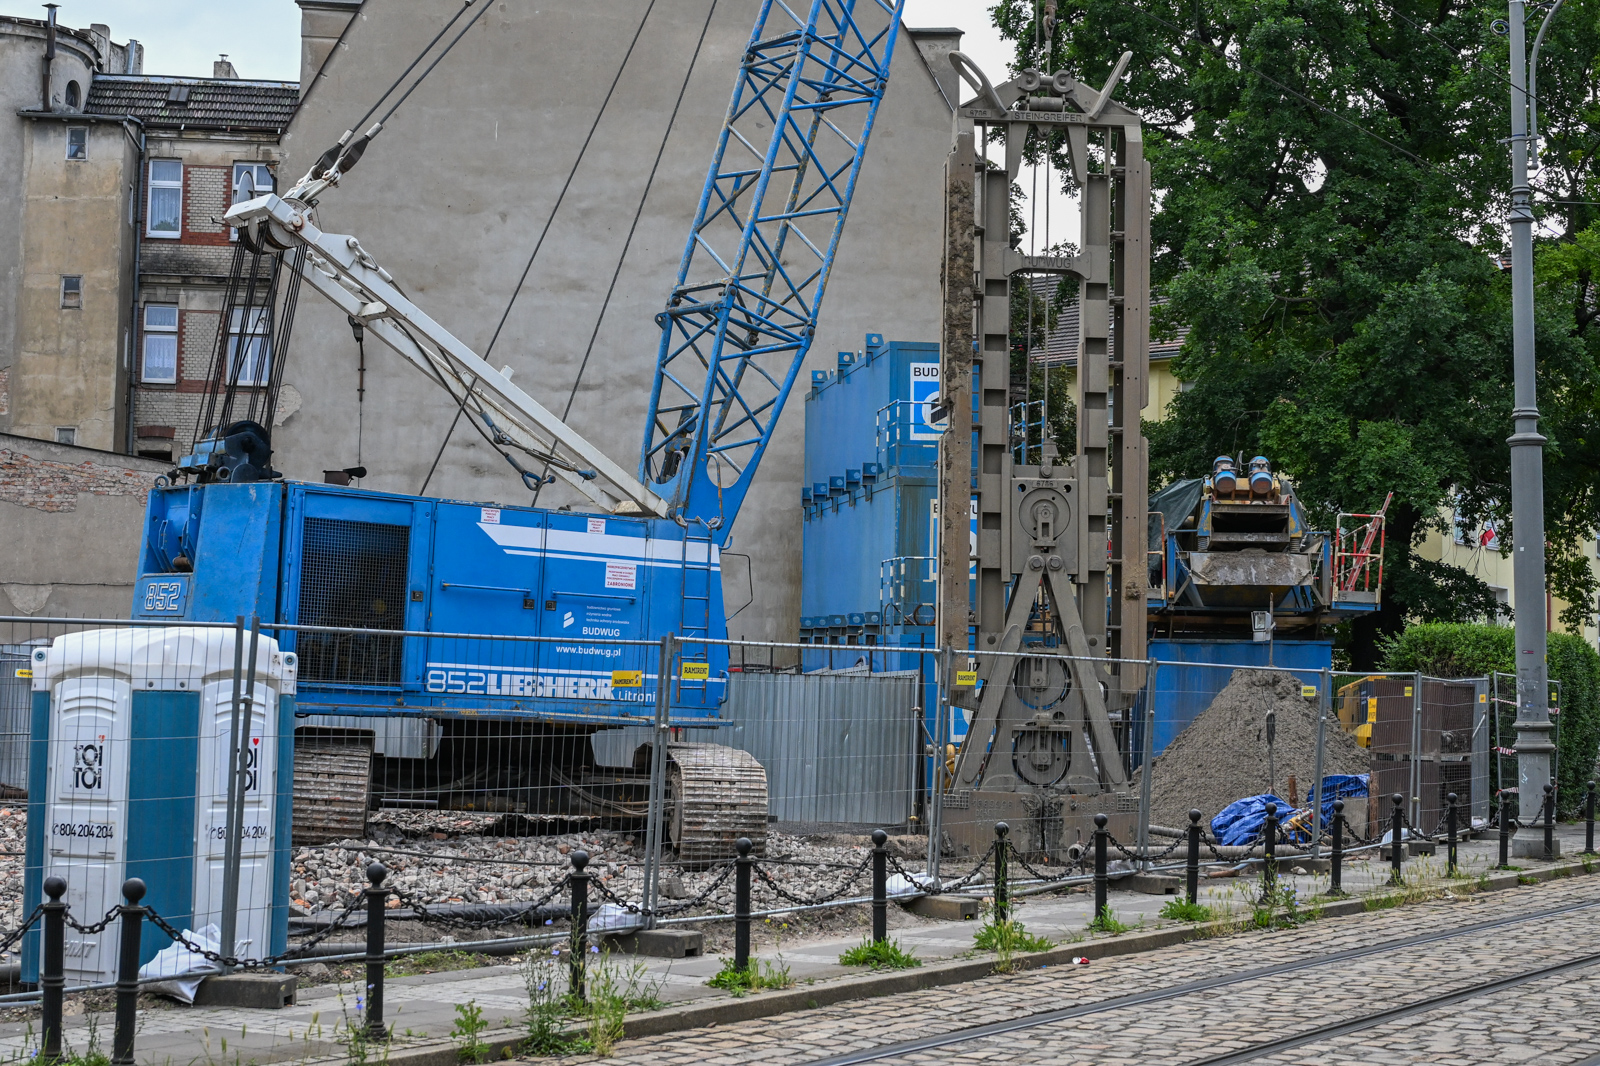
[992,0,1600,666]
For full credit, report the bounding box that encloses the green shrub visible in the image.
[1159,897,1213,922]
[1381,623,1600,814]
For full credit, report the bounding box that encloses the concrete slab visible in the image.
[193,973,297,1009]
[604,929,704,959]
[905,895,979,920]
[1513,837,1562,860]
[1127,874,1180,895]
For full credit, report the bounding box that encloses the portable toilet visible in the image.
[21,627,296,984]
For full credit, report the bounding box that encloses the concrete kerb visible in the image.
[283,856,1598,1066]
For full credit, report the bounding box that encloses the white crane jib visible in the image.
[223,192,669,517]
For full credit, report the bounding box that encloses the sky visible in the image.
[13,0,1079,234]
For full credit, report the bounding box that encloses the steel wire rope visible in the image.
[544,0,722,450]
[799,895,1600,1066]
[420,0,665,495]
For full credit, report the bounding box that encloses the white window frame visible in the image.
[60,275,82,309]
[141,304,179,384]
[228,307,272,386]
[65,126,86,161]
[230,163,275,240]
[146,159,183,239]
[55,427,76,446]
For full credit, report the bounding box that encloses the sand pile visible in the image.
[1140,668,1368,828]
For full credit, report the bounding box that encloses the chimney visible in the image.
[41,3,58,111]
[213,54,239,79]
[907,27,965,111]
[125,39,143,74]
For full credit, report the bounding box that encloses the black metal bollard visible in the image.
[1446,793,1459,876]
[1093,813,1109,922]
[1544,784,1556,861]
[570,850,590,1001]
[363,862,389,1041]
[41,876,66,1063]
[111,878,146,1066]
[994,822,1010,924]
[1389,793,1404,886]
[1185,809,1201,906]
[871,829,888,944]
[1498,790,1514,869]
[1262,802,1279,900]
[734,838,753,973]
[1586,781,1596,855]
[1328,800,1345,897]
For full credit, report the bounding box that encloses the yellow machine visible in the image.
[1336,676,1383,748]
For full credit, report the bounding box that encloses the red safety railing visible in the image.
[1334,492,1392,594]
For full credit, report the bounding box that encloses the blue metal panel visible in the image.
[21,689,49,982]
[124,690,200,966]
[1145,639,1334,758]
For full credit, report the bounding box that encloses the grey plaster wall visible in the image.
[275,0,955,642]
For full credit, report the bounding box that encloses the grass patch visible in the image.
[519,947,667,1057]
[1158,898,1214,922]
[706,957,793,996]
[1087,908,1132,935]
[385,950,484,978]
[974,914,1053,974]
[839,937,921,970]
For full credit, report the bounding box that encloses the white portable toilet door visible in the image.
[193,679,277,962]
[44,677,133,985]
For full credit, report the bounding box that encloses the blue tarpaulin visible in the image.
[1211,794,1298,846]
[1306,774,1369,832]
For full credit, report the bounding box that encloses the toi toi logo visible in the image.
[72,744,103,790]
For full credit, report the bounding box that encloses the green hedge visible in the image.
[1381,623,1600,816]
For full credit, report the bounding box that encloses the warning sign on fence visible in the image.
[611,670,643,688]
[680,662,710,681]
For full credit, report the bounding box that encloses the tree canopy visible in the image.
[994,0,1600,665]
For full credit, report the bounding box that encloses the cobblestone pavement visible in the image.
[546,873,1600,1066]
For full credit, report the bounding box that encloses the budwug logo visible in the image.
[563,611,575,629]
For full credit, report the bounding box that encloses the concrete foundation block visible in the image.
[603,929,704,959]
[1408,840,1437,857]
[1512,837,1562,861]
[1283,858,1331,874]
[906,895,980,920]
[1127,873,1180,895]
[193,973,297,1009]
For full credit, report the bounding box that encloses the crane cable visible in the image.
[419,0,665,495]
[309,0,494,181]
[530,0,723,507]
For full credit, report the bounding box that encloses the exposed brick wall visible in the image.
[131,390,206,454]
[0,368,8,417]
[183,164,232,246]
[0,448,159,513]
[140,243,235,278]
[180,308,219,383]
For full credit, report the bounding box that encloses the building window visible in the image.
[65,81,80,108]
[231,163,275,239]
[55,428,76,446]
[60,275,82,309]
[66,127,86,160]
[146,159,183,237]
[141,305,179,383]
[228,308,271,386]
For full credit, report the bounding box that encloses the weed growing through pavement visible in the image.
[334,988,392,1066]
[450,1001,490,1064]
[1086,907,1132,935]
[521,945,667,1057]
[385,950,483,978]
[838,938,921,970]
[706,957,793,995]
[1159,898,1213,922]
[974,909,1053,973]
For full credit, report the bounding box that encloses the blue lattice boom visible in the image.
[640,0,905,534]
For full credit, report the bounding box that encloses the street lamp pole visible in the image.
[1506,0,1555,822]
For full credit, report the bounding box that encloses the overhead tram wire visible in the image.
[530,0,724,507]
[419,0,666,496]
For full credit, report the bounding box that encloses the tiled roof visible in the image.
[85,75,298,133]
[1025,281,1188,368]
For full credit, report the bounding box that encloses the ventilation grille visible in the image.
[297,517,409,685]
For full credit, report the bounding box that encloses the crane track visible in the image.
[800,897,1600,1066]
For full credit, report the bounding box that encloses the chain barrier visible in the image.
[934,841,998,892]
[63,903,123,937]
[751,852,873,907]
[144,894,368,970]
[1008,851,1083,883]
[1103,833,1187,865]
[387,877,571,930]
[0,906,43,958]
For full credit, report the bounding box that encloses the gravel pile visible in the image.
[1141,668,1368,829]
[0,807,23,926]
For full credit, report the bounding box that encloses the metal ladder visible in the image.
[677,527,714,699]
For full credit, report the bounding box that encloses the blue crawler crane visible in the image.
[130,0,906,858]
